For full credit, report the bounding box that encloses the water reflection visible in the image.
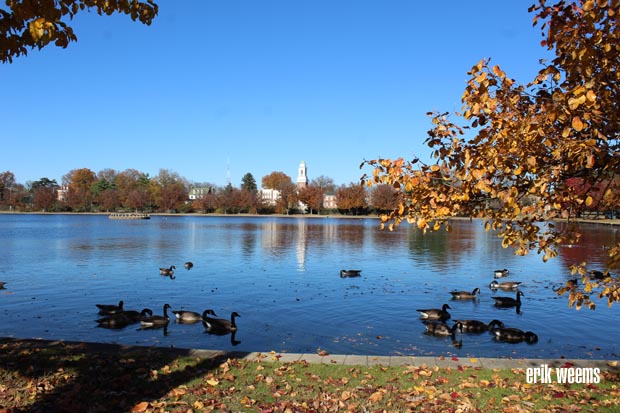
[241,226,257,258]
[557,222,620,270]
[0,215,619,359]
[296,220,307,271]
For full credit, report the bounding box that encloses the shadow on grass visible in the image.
[0,337,249,412]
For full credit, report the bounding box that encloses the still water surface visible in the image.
[0,214,618,359]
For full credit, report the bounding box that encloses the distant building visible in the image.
[56,185,69,201]
[322,193,337,209]
[189,186,212,200]
[260,188,280,206]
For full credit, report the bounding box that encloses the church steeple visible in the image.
[296,160,308,189]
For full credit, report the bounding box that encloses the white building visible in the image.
[189,187,212,200]
[260,188,280,206]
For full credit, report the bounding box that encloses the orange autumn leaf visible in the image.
[131,402,149,413]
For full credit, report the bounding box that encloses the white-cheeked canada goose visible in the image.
[489,280,522,290]
[96,309,152,329]
[493,327,538,344]
[159,265,176,276]
[491,291,524,307]
[340,269,361,277]
[96,300,124,315]
[172,309,216,324]
[454,319,504,333]
[423,321,462,337]
[120,308,153,323]
[140,304,171,328]
[416,304,451,321]
[202,311,240,334]
[450,288,480,300]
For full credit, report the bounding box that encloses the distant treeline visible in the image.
[0,168,400,216]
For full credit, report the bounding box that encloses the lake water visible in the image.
[0,214,618,360]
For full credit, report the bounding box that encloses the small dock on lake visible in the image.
[108,213,150,220]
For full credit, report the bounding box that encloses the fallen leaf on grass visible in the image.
[369,390,383,402]
[131,402,149,412]
[169,387,187,397]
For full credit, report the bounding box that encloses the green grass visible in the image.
[0,339,618,412]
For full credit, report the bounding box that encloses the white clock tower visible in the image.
[296,160,308,189]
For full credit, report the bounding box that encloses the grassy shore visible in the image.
[1,338,619,413]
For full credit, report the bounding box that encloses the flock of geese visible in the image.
[416,268,539,346]
[94,262,241,344]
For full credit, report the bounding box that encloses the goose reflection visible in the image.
[137,324,169,336]
[203,326,241,346]
[96,313,132,329]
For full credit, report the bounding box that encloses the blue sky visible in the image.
[1,1,550,189]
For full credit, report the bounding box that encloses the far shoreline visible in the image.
[1,210,619,226]
[0,210,380,220]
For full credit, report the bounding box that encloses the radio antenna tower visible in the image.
[226,157,231,186]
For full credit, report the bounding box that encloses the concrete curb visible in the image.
[237,351,619,371]
[3,337,618,371]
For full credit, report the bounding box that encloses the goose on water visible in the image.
[489,280,522,290]
[120,308,153,323]
[96,300,124,315]
[491,291,524,307]
[172,308,215,324]
[454,319,504,333]
[96,309,152,329]
[416,304,451,321]
[140,304,171,328]
[494,269,510,278]
[340,269,362,278]
[493,327,538,344]
[159,265,176,276]
[449,288,480,300]
[202,311,240,334]
[423,321,462,337]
